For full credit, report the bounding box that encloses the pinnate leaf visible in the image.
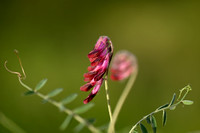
[47,88,63,98]
[60,93,78,105]
[140,123,148,133]
[35,79,47,91]
[73,103,94,114]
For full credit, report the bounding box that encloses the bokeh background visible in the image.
[0,0,200,133]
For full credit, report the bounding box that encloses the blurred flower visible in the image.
[80,36,113,104]
[110,50,137,81]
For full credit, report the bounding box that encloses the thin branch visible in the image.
[128,85,192,133]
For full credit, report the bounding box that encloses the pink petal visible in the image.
[83,79,103,104]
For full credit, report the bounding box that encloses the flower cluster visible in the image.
[110,50,137,81]
[80,36,113,104]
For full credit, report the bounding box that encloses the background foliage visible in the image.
[0,0,199,133]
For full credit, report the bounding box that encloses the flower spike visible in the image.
[80,36,113,104]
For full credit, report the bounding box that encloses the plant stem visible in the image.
[18,77,101,133]
[108,70,138,133]
[104,78,114,132]
[128,85,192,133]
[0,112,26,133]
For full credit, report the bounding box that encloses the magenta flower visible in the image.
[80,36,113,104]
[110,50,137,81]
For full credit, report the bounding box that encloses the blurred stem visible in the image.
[0,112,26,133]
[108,69,138,133]
[104,78,114,132]
[18,77,101,133]
[128,85,192,133]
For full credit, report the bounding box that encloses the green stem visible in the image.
[104,78,114,132]
[128,85,192,133]
[0,112,26,133]
[108,70,138,133]
[18,77,101,133]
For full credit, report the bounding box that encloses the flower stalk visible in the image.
[104,77,114,132]
[108,70,138,133]
[108,50,138,133]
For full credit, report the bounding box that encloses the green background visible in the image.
[0,0,199,133]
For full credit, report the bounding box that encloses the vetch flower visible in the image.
[80,36,113,104]
[110,50,137,81]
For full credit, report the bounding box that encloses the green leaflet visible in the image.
[59,115,73,130]
[73,103,94,114]
[46,88,63,98]
[169,93,176,106]
[157,103,169,110]
[140,123,148,133]
[169,105,176,110]
[98,123,109,131]
[133,129,138,133]
[35,79,47,91]
[162,110,167,126]
[60,93,78,105]
[24,90,35,96]
[146,116,151,124]
[151,115,157,133]
[74,123,85,133]
[182,100,194,105]
[73,118,95,133]
[87,118,96,124]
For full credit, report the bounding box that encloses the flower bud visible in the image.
[110,50,137,81]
